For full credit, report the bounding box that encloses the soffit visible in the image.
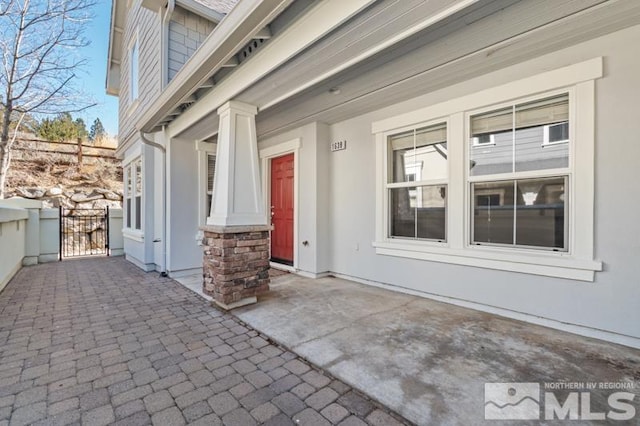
[242,0,640,138]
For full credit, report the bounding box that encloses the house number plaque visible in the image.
[331,140,347,152]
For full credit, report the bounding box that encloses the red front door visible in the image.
[270,153,294,265]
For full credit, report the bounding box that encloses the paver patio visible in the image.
[0,258,408,426]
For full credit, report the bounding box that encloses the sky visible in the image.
[76,0,119,136]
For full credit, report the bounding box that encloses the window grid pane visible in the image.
[388,122,447,242]
[472,177,566,250]
[470,94,570,176]
[390,185,447,241]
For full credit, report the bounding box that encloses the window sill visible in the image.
[373,240,602,281]
[123,229,144,242]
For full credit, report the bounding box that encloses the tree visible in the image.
[37,112,88,141]
[89,117,106,142]
[0,0,96,198]
[74,117,88,141]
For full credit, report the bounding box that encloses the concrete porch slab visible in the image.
[234,274,640,425]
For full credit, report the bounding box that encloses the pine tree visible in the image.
[89,118,106,142]
[37,113,88,141]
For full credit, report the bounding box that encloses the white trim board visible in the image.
[372,58,602,281]
[260,139,301,270]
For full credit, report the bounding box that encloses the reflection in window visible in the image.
[126,168,132,228]
[134,160,142,230]
[544,121,569,145]
[472,177,566,249]
[391,186,446,241]
[206,154,216,218]
[469,94,569,176]
[388,123,448,241]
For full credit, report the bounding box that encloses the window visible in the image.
[472,133,495,146]
[129,39,139,103]
[196,140,217,226]
[205,153,216,219]
[469,94,569,250]
[125,167,132,228]
[543,121,569,145]
[134,159,142,230]
[387,123,447,241]
[372,58,603,281]
[124,157,142,231]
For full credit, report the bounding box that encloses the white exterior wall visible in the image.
[258,122,330,277]
[108,209,125,257]
[315,26,640,344]
[39,209,60,263]
[166,138,202,276]
[0,209,27,292]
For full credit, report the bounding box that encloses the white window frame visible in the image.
[196,140,217,226]
[466,90,571,252]
[385,120,449,243]
[123,149,144,240]
[372,58,603,281]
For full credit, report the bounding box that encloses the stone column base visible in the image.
[201,225,270,309]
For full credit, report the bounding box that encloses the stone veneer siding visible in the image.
[202,225,270,307]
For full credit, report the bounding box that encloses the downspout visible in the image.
[140,131,168,277]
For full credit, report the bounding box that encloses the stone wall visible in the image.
[202,225,270,309]
[9,187,122,210]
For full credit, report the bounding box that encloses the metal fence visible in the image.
[59,207,110,259]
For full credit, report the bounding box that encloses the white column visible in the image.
[207,100,266,227]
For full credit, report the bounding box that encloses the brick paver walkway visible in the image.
[0,258,409,426]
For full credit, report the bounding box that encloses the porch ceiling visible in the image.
[172,0,640,142]
[168,0,485,140]
[244,0,640,139]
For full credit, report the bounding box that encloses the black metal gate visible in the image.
[59,207,110,259]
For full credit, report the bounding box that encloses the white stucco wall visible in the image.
[320,25,640,343]
[0,208,27,292]
[39,209,60,263]
[258,122,331,277]
[166,138,202,276]
[108,209,124,256]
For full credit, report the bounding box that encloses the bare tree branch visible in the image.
[0,0,97,198]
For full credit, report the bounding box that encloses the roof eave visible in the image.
[136,0,293,134]
[105,0,123,96]
[178,0,225,23]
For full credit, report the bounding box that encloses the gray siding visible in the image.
[118,1,161,147]
[470,127,569,176]
[168,7,216,82]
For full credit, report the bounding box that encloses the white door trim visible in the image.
[260,138,301,268]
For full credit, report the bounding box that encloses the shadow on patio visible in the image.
[232,273,640,425]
